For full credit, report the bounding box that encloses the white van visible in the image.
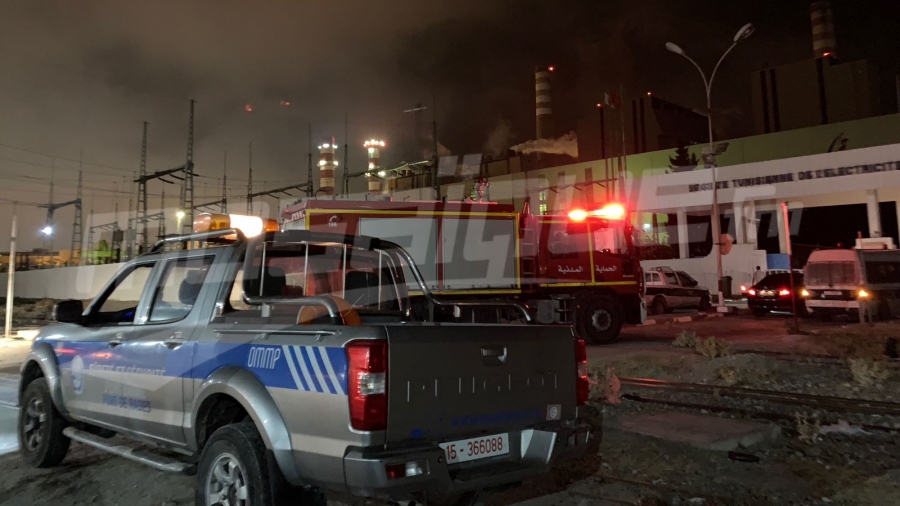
[803,247,900,321]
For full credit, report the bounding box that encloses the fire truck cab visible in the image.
[281,199,645,343]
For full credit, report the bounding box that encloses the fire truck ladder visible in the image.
[520,199,538,283]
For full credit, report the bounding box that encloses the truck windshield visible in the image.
[806,261,858,287]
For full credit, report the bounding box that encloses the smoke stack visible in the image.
[535,66,553,140]
[364,139,386,196]
[811,1,837,58]
[317,138,337,196]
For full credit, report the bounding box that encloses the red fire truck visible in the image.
[280,199,645,342]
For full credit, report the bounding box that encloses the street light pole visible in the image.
[666,23,754,309]
[5,210,17,339]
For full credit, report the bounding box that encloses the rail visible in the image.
[619,376,900,416]
[242,296,343,324]
[147,228,245,254]
[379,239,534,323]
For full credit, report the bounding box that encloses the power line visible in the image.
[0,142,133,173]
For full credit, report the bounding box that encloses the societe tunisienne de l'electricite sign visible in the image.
[687,160,900,193]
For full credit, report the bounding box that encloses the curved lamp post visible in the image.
[666,23,754,309]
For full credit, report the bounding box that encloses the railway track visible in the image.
[736,349,900,367]
[618,376,900,417]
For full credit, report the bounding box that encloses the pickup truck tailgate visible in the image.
[384,324,577,445]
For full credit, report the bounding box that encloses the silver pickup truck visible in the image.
[17,225,591,506]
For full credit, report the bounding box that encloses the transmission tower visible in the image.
[69,164,84,266]
[137,121,149,252]
[179,99,195,234]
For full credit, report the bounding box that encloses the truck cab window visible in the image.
[148,256,215,322]
[93,264,155,324]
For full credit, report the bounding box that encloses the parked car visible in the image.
[644,267,711,315]
[747,271,807,317]
[18,215,591,506]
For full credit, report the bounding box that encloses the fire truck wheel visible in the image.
[577,295,622,344]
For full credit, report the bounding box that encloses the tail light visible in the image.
[778,288,791,297]
[575,338,589,406]
[346,340,388,431]
[747,289,756,296]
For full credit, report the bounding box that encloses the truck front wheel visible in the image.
[577,295,622,344]
[18,378,70,468]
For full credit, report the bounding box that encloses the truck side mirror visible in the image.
[53,300,84,323]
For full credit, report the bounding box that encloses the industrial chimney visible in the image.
[535,66,553,140]
[811,1,837,58]
[364,139,386,196]
[317,138,337,196]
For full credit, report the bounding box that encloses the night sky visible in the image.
[1,0,898,250]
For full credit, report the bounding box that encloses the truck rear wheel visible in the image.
[18,378,70,468]
[577,295,622,344]
[197,421,276,506]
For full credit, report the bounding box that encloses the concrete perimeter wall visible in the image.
[0,263,125,300]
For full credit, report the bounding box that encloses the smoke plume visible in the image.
[484,119,514,158]
[511,132,578,158]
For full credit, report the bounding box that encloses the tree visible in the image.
[669,145,699,173]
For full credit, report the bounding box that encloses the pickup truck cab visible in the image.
[18,219,591,506]
[643,267,711,315]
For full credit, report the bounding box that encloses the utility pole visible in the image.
[45,162,54,252]
[307,124,313,197]
[431,94,439,201]
[158,189,166,239]
[125,174,135,259]
[342,113,349,197]
[179,99,195,234]
[221,151,228,213]
[137,121,149,252]
[5,206,17,339]
[246,142,253,214]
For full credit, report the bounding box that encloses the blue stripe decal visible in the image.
[326,347,349,395]
[299,346,323,393]
[288,346,311,392]
[40,336,349,396]
[314,347,338,395]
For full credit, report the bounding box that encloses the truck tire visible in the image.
[18,378,70,468]
[699,294,711,312]
[196,421,278,506]
[577,295,622,344]
[650,297,667,316]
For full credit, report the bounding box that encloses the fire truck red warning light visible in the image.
[568,203,626,222]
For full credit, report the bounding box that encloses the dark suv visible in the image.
[747,272,807,317]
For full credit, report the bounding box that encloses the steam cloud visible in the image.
[511,132,578,159]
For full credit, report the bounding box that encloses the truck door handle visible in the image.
[165,338,184,349]
[108,339,123,348]
[481,345,507,366]
[165,332,185,349]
